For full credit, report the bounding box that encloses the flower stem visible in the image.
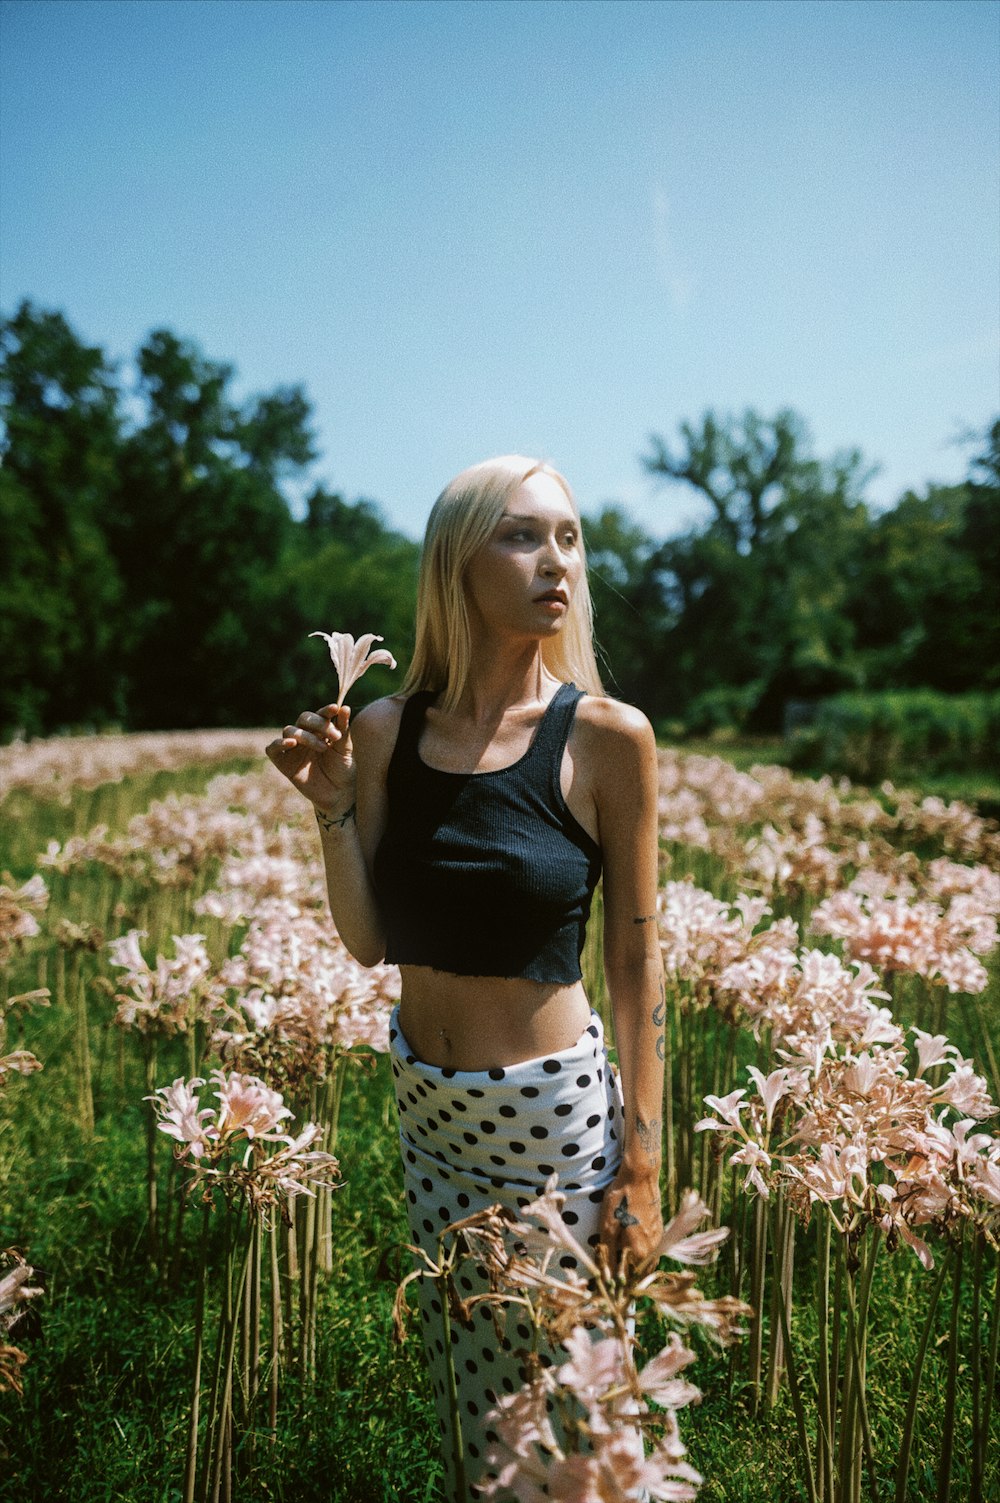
[817,1215,834,1503]
[893,1245,951,1503]
[771,1198,817,1503]
[843,1230,879,1503]
[936,1230,964,1503]
[183,1202,212,1503]
[439,1270,468,1503]
[972,1242,999,1503]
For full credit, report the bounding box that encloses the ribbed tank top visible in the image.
[372,683,602,982]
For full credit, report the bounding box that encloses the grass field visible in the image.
[1,741,997,1502]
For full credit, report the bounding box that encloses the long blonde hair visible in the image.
[402,455,605,711]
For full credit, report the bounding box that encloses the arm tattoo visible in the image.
[316,803,357,833]
[613,1195,640,1229]
[633,913,657,925]
[635,1114,662,1160]
[653,976,666,1059]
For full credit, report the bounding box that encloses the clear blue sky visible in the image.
[2,0,997,539]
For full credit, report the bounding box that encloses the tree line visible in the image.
[1,300,997,741]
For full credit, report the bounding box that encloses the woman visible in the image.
[267,456,664,1498]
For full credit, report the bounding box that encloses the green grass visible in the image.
[1,754,998,1502]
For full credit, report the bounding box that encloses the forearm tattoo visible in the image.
[635,1113,662,1161]
[652,976,666,1061]
[633,913,657,925]
[315,803,357,833]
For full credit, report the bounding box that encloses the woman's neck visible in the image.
[455,642,556,723]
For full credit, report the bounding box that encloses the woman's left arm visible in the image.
[586,702,665,1273]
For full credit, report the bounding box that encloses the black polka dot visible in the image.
[510,1141,526,1154]
[576,1074,591,1088]
[542,1060,561,1074]
[530,1125,549,1139]
[592,1155,607,1171]
[479,1121,496,1134]
[499,1104,517,1118]
[488,1068,506,1080]
[561,1142,580,1157]
[468,1088,485,1099]
[520,1086,540,1098]
[554,1103,573,1117]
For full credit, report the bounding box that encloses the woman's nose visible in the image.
[540,537,567,574]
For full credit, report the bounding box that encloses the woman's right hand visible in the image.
[265,703,357,813]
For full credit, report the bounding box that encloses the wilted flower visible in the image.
[308,630,397,708]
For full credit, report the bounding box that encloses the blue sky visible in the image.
[1,0,997,539]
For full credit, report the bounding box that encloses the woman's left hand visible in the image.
[597,1163,664,1277]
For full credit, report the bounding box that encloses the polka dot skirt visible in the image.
[389,1006,624,1501]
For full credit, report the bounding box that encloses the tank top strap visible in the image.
[524,681,584,775]
[392,690,435,767]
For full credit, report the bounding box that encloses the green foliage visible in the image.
[787,689,1000,783]
[2,300,997,748]
[0,305,420,740]
[0,304,126,734]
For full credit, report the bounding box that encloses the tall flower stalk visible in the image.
[147,1070,341,1503]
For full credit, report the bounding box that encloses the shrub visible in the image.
[787,689,1000,781]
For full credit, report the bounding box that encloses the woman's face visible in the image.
[463,471,583,642]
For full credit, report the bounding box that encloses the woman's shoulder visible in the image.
[571,693,659,816]
[350,693,412,767]
[572,691,656,754]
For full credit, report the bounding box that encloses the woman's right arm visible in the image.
[265,697,402,967]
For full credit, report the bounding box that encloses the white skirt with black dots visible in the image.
[388,1005,624,1502]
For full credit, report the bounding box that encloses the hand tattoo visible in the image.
[613,1196,640,1230]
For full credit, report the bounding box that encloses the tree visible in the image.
[643,409,873,730]
[106,330,315,728]
[0,301,125,734]
[582,507,672,715]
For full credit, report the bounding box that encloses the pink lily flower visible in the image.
[308,630,397,708]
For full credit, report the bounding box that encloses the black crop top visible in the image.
[372,683,602,982]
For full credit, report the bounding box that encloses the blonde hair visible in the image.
[402,455,605,711]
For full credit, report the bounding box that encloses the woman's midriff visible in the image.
[396,966,592,1070]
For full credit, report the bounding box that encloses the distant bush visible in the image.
[787,690,1000,782]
